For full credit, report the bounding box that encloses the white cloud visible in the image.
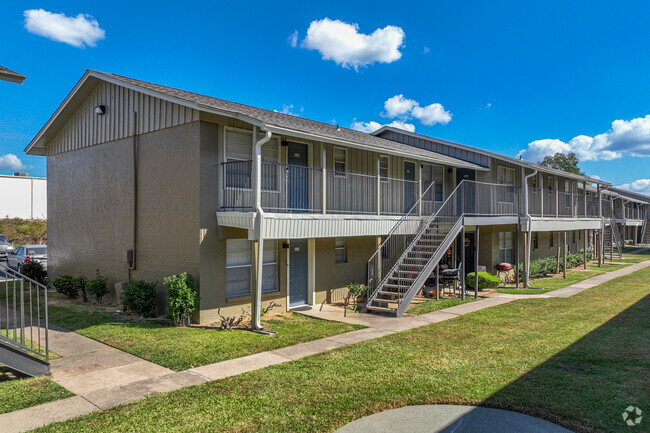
[288,30,298,48]
[275,104,303,116]
[411,103,452,125]
[517,115,650,162]
[383,94,417,118]
[387,120,415,132]
[0,154,28,171]
[24,9,105,48]
[350,119,415,133]
[617,179,650,196]
[350,120,383,133]
[423,46,430,54]
[302,18,404,70]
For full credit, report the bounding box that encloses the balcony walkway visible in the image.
[3,259,648,432]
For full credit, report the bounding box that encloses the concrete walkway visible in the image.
[2,259,648,432]
[335,405,573,433]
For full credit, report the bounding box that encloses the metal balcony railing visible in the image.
[222,160,427,216]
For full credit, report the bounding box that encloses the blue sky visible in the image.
[1,1,649,192]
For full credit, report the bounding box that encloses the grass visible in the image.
[610,255,649,264]
[32,266,650,433]
[496,269,605,294]
[405,297,477,315]
[45,300,364,371]
[586,262,632,272]
[0,217,47,246]
[0,368,72,414]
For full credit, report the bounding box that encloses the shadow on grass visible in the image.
[480,294,649,433]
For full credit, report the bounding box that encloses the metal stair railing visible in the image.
[366,181,437,302]
[0,263,49,362]
[640,208,648,244]
[367,180,519,316]
[609,219,624,258]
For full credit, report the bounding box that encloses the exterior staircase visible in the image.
[366,180,518,317]
[0,263,50,377]
[640,210,649,245]
[603,219,623,260]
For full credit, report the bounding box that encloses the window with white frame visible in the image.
[498,232,514,264]
[422,164,444,202]
[334,148,347,175]
[379,155,389,180]
[226,239,278,298]
[225,129,279,190]
[547,175,553,190]
[497,166,515,185]
[335,238,347,264]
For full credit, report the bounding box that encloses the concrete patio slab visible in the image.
[335,404,573,433]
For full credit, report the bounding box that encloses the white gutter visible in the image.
[251,129,272,330]
[523,169,538,288]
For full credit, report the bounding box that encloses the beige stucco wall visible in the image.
[314,236,377,305]
[47,122,202,312]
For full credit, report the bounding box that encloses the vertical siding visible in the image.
[47,81,199,155]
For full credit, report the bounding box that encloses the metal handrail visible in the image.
[0,263,49,361]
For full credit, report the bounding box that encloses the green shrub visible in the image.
[53,275,78,298]
[163,273,199,326]
[121,280,157,318]
[519,248,594,279]
[20,261,47,285]
[87,270,109,303]
[465,272,502,290]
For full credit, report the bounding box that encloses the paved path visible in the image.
[2,260,648,432]
[627,247,649,254]
[335,405,573,433]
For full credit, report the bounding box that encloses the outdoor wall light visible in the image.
[94,105,106,115]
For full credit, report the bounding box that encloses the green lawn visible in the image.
[586,262,632,272]
[610,255,649,264]
[0,368,72,414]
[46,301,363,371]
[496,269,605,295]
[33,267,650,433]
[405,297,477,315]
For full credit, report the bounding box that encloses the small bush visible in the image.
[53,275,78,298]
[121,280,157,318]
[465,272,501,290]
[20,261,47,285]
[163,273,199,326]
[87,270,109,303]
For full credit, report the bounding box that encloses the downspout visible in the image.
[523,169,537,288]
[252,128,272,330]
[128,112,138,282]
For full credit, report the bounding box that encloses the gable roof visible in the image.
[0,65,26,84]
[373,126,610,186]
[25,70,487,170]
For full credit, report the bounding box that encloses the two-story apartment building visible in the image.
[26,70,643,324]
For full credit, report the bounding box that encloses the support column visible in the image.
[376,156,381,216]
[563,232,567,279]
[583,229,587,269]
[321,145,326,214]
[461,223,466,300]
[435,265,439,300]
[474,226,479,299]
[556,231,560,273]
[539,174,544,216]
[515,223,520,288]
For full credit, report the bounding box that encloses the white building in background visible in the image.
[0,173,47,219]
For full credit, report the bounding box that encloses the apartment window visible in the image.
[226,239,278,298]
[335,238,347,264]
[549,232,554,248]
[497,166,515,185]
[334,148,347,174]
[225,128,279,190]
[533,232,539,250]
[422,164,444,201]
[498,232,514,264]
[547,175,553,190]
[531,176,538,189]
[379,155,389,180]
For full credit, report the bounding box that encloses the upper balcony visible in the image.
[220,160,437,216]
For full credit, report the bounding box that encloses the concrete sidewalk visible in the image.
[2,259,648,432]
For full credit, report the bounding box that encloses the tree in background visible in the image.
[539,152,584,175]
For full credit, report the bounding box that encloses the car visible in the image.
[0,234,13,261]
[7,245,48,272]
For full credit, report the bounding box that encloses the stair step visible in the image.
[377,290,401,297]
[367,305,397,313]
